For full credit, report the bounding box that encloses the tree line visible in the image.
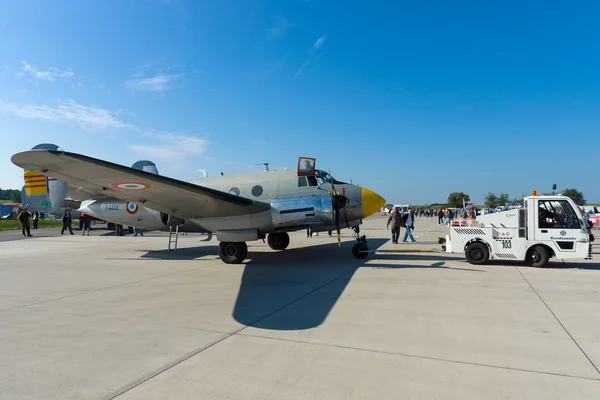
[444,188,587,209]
[0,188,21,203]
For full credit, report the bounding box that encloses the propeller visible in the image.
[328,170,349,247]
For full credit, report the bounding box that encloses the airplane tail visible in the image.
[21,144,68,214]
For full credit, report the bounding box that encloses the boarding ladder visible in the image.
[168,224,182,251]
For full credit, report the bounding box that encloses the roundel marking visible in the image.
[110,182,153,190]
[126,202,139,215]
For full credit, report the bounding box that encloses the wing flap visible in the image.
[11,150,271,218]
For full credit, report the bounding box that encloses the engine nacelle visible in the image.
[270,195,334,228]
[161,213,185,227]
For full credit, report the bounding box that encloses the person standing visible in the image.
[18,207,32,237]
[437,209,443,225]
[61,209,74,235]
[447,209,455,226]
[81,213,92,236]
[402,209,416,242]
[133,226,144,237]
[386,207,402,244]
[33,211,39,230]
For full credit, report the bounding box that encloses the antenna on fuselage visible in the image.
[197,169,208,178]
[255,163,269,171]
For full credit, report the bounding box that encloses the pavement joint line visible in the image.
[0,263,220,315]
[25,304,232,336]
[515,266,600,376]
[236,333,600,383]
[109,264,363,399]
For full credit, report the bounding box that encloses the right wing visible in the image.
[12,149,271,219]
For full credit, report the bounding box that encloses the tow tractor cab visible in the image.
[445,193,592,268]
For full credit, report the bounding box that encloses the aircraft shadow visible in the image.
[139,246,220,260]
[232,238,388,331]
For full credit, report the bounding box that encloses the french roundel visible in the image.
[110,182,153,190]
[126,202,139,215]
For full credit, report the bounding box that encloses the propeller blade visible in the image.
[335,208,341,247]
[328,169,336,194]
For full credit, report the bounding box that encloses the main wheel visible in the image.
[267,232,290,251]
[465,242,489,265]
[352,242,368,259]
[218,242,248,264]
[527,245,550,268]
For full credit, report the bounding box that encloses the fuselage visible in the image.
[79,168,384,236]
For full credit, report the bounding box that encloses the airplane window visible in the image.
[307,176,318,186]
[315,170,346,185]
[298,176,308,187]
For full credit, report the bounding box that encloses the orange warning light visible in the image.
[531,190,537,196]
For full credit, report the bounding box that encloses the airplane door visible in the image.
[534,199,583,252]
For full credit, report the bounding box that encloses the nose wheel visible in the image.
[351,225,369,259]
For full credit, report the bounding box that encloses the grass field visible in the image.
[0,220,79,231]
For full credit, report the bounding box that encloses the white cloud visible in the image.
[126,59,186,93]
[130,132,209,159]
[294,60,311,77]
[0,100,125,130]
[267,16,293,38]
[125,74,183,92]
[313,35,326,50]
[295,34,327,77]
[21,61,74,82]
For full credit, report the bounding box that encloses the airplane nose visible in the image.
[361,187,386,218]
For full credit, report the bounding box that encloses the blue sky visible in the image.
[1,0,599,204]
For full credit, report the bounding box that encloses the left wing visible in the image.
[11,149,271,219]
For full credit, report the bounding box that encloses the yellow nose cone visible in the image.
[361,187,386,218]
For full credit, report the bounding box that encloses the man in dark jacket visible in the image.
[386,207,402,243]
[61,209,74,235]
[18,207,32,237]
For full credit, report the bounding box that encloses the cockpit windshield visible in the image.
[315,169,347,185]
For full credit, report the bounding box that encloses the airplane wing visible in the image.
[11,150,271,218]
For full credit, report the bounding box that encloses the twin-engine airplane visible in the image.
[12,146,386,263]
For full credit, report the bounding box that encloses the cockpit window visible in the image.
[307,176,318,186]
[298,176,308,187]
[315,169,347,185]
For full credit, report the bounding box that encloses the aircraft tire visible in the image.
[527,245,550,268]
[465,242,489,265]
[218,242,248,264]
[352,243,368,259]
[267,232,290,251]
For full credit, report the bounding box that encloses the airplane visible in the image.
[11,148,386,264]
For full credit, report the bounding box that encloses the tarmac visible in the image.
[1,216,599,399]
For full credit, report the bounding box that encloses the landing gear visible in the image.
[218,242,248,264]
[267,232,290,251]
[351,225,369,259]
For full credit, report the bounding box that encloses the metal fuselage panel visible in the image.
[187,170,365,235]
[79,169,367,236]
